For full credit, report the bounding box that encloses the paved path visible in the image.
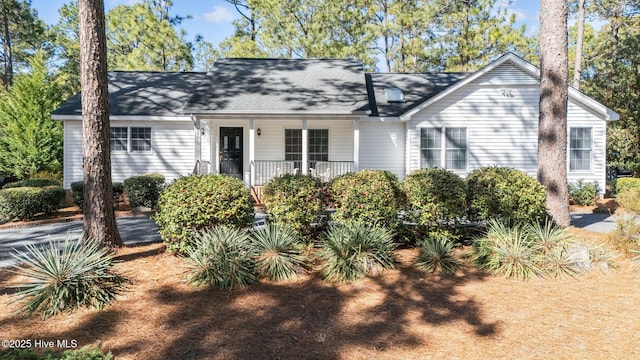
[0,216,161,268]
[570,212,618,233]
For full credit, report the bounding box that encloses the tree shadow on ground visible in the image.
[150,265,498,359]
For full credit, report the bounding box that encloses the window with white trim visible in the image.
[110,127,152,153]
[420,127,467,170]
[285,129,329,168]
[569,127,592,171]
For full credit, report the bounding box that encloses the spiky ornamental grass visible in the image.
[472,220,581,279]
[10,236,128,320]
[415,236,460,276]
[319,221,397,283]
[251,224,307,282]
[186,226,256,289]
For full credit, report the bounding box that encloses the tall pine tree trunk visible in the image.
[2,8,12,87]
[539,0,570,227]
[78,0,122,247]
[573,0,585,89]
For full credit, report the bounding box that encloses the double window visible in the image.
[110,127,152,153]
[420,127,467,170]
[569,127,592,171]
[285,129,329,166]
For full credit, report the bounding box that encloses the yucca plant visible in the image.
[9,236,128,319]
[319,221,397,282]
[472,220,542,280]
[251,224,307,281]
[415,236,460,276]
[527,219,570,255]
[185,226,255,289]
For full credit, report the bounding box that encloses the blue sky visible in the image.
[31,0,543,48]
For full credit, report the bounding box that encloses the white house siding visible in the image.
[63,120,194,189]
[407,62,608,192]
[359,121,405,179]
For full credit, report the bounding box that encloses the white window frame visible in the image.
[420,127,468,171]
[284,128,329,162]
[110,126,152,154]
[569,127,593,172]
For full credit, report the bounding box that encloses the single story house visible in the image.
[52,53,618,194]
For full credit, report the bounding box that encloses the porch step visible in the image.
[251,186,264,205]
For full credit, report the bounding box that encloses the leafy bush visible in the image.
[612,177,640,195]
[0,186,65,221]
[466,166,547,223]
[414,236,460,276]
[330,170,404,229]
[9,236,128,319]
[262,174,325,236]
[185,226,255,289]
[70,181,124,210]
[617,187,640,213]
[2,178,60,189]
[319,221,396,282]
[568,179,598,206]
[251,224,307,281]
[153,174,254,253]
[607,215,640,257]
[0,345,112,360]
[403,168,467,226]
[471,220,576,279]
[123,174,165,209]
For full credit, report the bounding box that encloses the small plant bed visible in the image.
[1,228,639,359]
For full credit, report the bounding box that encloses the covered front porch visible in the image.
[192,117,360,187]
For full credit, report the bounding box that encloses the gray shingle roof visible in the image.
[183,58,370,115]
[366,73,470,117]
[52,72,208,116]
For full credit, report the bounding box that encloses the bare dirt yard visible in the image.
[1,229,639,359]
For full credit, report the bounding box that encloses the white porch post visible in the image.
[353,119,360,171]
[249,119,256,186]
[302,119,309,174]
[192,115,201,173]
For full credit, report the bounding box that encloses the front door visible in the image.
[219,127,243,179]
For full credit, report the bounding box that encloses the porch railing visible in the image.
[251,160,354,186]
[192,160,211,175]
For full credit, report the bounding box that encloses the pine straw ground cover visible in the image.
[1,229,639,359]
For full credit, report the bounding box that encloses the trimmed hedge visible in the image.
[568,179,598,206]
[123,174,165,209]
[330,170,404,229]
[0,186,65,220]
[613,177,640,195]
[153,174,255,253]
[403,168,467,226]
[2,178,60,189]
[70,181,124,210]
[466,166,547,223]
[262,174,325,236]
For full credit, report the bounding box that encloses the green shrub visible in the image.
[70,182,124,210]
[123,174,165,209]
[0,345,113,360]
[185,226,255,289]
[0,186,65,221]
[9,236,128,319]
[2,178,60,189]
[568,179,598,206]
[403,168,467,226]
[319,221,396,282]
[471,220,576,279]
[330,170,404,229]
[153,174,254,253]
[617,188,640,213]
[251,224,307,281]
[262,174,325,236]
[612,177,640,195]
[466,166,547,223]
[414,235,460,276]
